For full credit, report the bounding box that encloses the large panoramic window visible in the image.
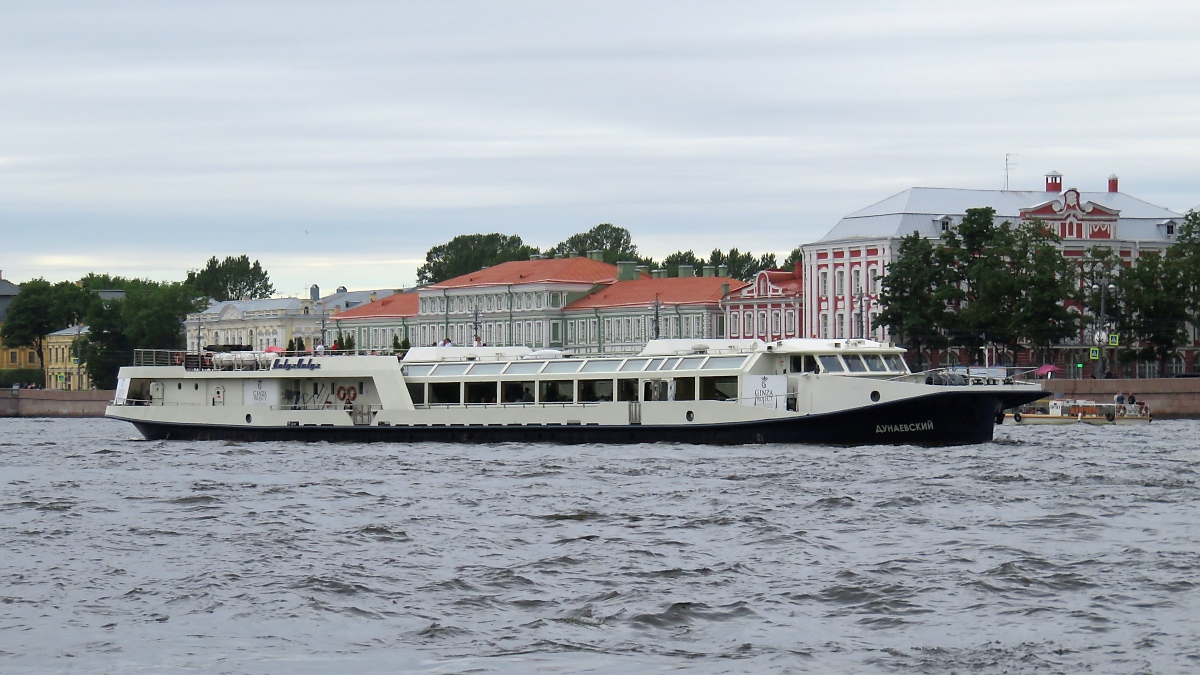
[428,382,461,404]
[818,355,845,372]
[699,376,738,401]
[539,380,574,403]
[579,379,614,402]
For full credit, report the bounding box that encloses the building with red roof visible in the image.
[334,254,747,354]
[721,264,804,342]
[565,276,748,354]
[331,291,419,351]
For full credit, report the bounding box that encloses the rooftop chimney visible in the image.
[717,264,728,277]
[616,261,639,281]
[636,265,649,276]
[703,265,716,277]
[310,284,320,301]
[677,264,695,278]
[529,253,543,261]
[369,292,377,302]
[336,285,347,294]
[1108,174,1119,193]
[587,249,604,261]
[1045,171,1062,193]
[653,269,667,279]
[721,282,730,296]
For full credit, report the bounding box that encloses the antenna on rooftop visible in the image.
[1004,153,1018,191]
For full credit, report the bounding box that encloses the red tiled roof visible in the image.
[565,276,749,310]
[428,257,628,289]
[762,270,804,293]
[334,292,419,320]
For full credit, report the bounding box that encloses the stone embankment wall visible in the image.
[0,390,113,417]
[1042,379,1200,419]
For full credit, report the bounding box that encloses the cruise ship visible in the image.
[105,339,1045,446]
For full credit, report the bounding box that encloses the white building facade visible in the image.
[184,298,325,352]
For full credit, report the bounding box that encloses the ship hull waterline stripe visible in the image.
[114,389,1045,447]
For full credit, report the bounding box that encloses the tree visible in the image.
[1,279,87,367]
[781,246,803,270]
[392,334,402,352]
[186,255,275,301]
[1119,252,1188,376]
[1011,222,1078,360]
[286,338,296,353]
[548,223,645,264]
[876,231,951,369]
[1170,210,1200,328]
[416,234,539,285]
[660,250,703,277]
[707,248,775,280]
[82,281,203,389]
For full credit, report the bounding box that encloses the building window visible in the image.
[757,311,767,337]
[820,314,829,339]
[869,267,879,294]
[836,313,844,338]
[836,270,845,297]
[852,269,861,294]
[771,311,780,334]
[729,312,739,337]
[1168,224,1176,236]
[785,310,795,335]
[819,272,828,297]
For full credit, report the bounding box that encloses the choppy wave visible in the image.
[1,418,1199,673]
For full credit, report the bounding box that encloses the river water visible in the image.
[1,417,1198,673]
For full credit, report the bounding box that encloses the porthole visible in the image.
[245,414,252,423]
[194,383,199,391]
[870,391,881,402]
[177,383,182,390]
[686,411,694,422]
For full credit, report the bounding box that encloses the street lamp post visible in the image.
[1093,281,1117,377]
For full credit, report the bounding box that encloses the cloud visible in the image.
[1,0,1198,290]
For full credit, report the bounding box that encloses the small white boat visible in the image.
[1005,397,1151,425]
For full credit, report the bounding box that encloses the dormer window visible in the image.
[1167,223,1176,236]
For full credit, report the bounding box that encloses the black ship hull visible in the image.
[123,389,1045,447]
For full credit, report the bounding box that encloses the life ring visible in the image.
[1105,411,1115,422]
[336,386,347,401]
[1013,412,1022,423]
[344,386,357,402]
[172,351,183,365]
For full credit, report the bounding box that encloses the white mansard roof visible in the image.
[816,187,1183,244]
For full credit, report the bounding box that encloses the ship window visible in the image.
[428,382,461,404]
[539,380,574,403]
[504,362,544,374]
[432,363,470,376]
[467,363,506,375]
[700,376,738,401]
[660,357,681,370]
[543,360,583,374]
[616,378,638,401]
[676,357,706,370]
[674,377,696,401]
[647,358,665,370]
[402,364,435,377]
[861,354,887,372]
[407,383,425,405]
[502,381,535,403]
[465,382,497,404]
[702,356,746,370]
[619,359,649,372]
[579,379,614,402]
[818,355,845,372]
[580,360,619,372]
[884,354,907,372]
[844,355,868,372]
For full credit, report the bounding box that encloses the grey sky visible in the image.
[2,0,1198,295]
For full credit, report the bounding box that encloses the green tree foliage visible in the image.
[185,255,275,301]
[1,279,88,367]
[1170,210,1200,327]
[416,234,539,285]
[876,232,951,369]
[938,208,1024,356]
[781,246,803,270]
[82,281,203,389]
[660,250,704,277]
[1011,222,1078,357]
[549,224,645,264]
[1119,252,1189,376]
[707,248,777,280]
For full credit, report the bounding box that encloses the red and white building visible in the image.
[720,264,803,342]
[803,172,1186,346]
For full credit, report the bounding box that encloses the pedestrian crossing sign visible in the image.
[1089,348,1100,360]
[1108,334,1119,346]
